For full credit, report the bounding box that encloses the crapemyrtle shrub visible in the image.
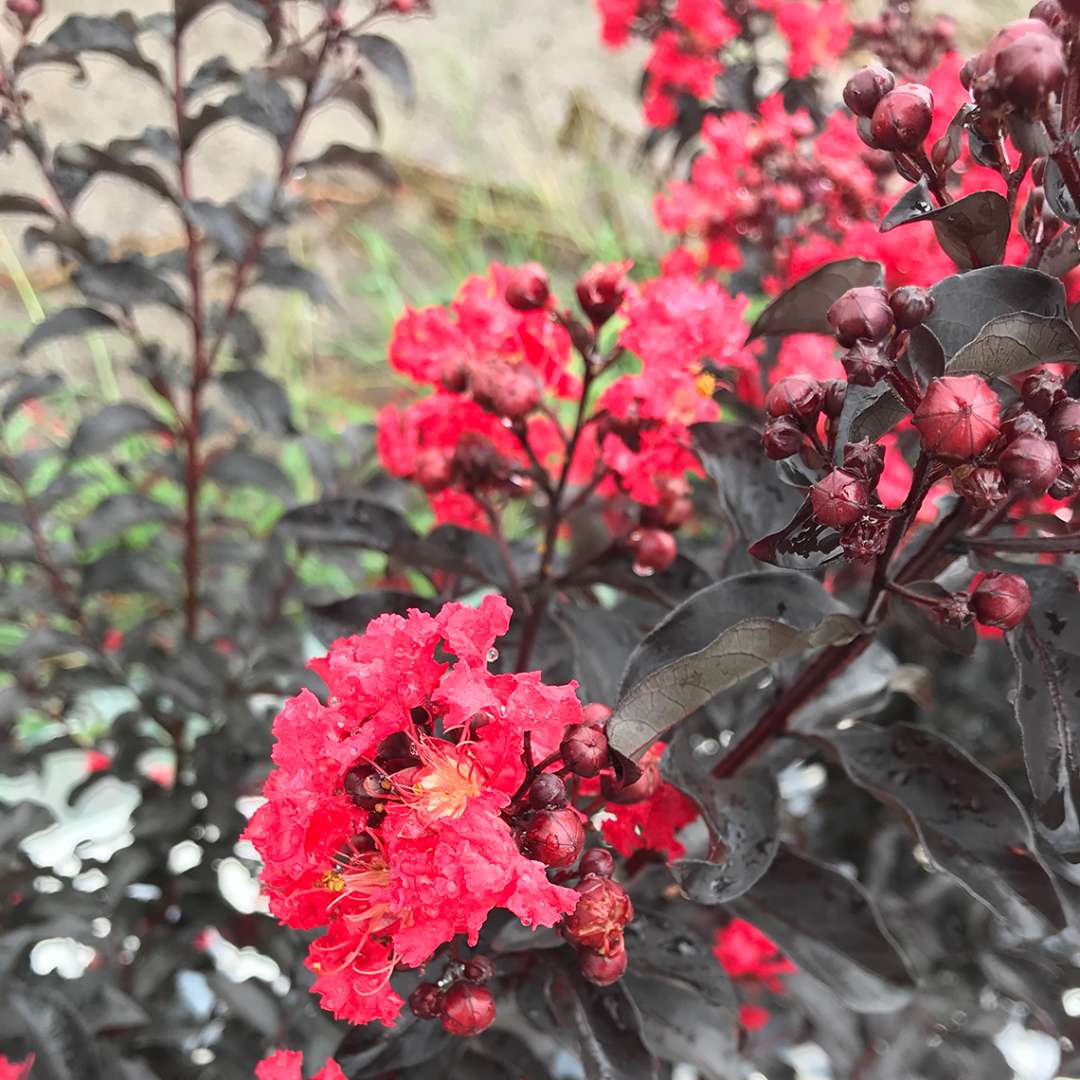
[5,0,1080,1079]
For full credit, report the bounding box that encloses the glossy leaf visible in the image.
[747,258,883,340]
[946,313,1080,376]
[276,495,416,550]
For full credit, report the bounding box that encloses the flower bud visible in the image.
[827,286,893,347]
[842,438,886,484]
[602,761,660,804]
[823,380,847,419]
[1001,403,1047,441]
[462,956,495,983]
[440,356,469,393]
[582,702,612,727]
[889,285,934,330]
[580,939,628,985]
[870,84,934,152]
[644,475,693,530]
[842,340,892,386]
[762,416,804,460]
[840,514,888,561]
[576,261,631,326]
[520,809,586,867]
[529,772,568,810]
[1047,398,1080,460]
[562,876,634,955]
[6,0,42,30]
[912,375,1001,460]
[994,29,1065,115]
[811,469,870,529]
[440,982,496,1037]
[1021,370,1067,415]
[632,528,678,574]
[343,763,388,809]
[579,847,615,879]
[505,263,550,311]
[409,982,445,1019]
[971,572,1032,630]
[951,464,1006,508]
[843,65,896,118]
[1000,434,1062,493]
[765,375,823,419]
[491,370,541,419]
[414,448,452,493]
[561,724,609,778]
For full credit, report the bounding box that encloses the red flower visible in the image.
[0,1056,33,1080]
[246,596,581,1026]
[714,918,796,989]
[255,1050,346,1080]
[738,1003,772,1031]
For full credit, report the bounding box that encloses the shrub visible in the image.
[3,0,1080,1078]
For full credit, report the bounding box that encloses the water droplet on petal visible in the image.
[632,561,655,578]
[486,647,499,663]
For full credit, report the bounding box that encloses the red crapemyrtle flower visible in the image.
[714,918,796,988]
[255,1050,346,1080]
[0,1056,33,1080]
[245,596,582,1027]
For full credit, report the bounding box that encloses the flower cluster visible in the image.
[714,918,796,1031]
[246,595,583,1027]
[377,261,756,573]
[0,1057,32,1080]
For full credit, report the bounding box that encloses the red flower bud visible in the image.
[409,982,445,1019]
[414,448,452,493]
[491,370,541,419]
[632,528,678,574]
[810,469,870,529]
[1047,398,1080,460]
[579,847,615,879]
[6,0,42,29]
[440,356,469,393]
[602,761,660,804]
[580,939,628,985]
[1001,403,1047,441]
[529,772,568,810]
[870,84,934,152]
[343,763,388,809]
[561,724,610,778]
[843,66,896,118]
[827,286,893,347]
[971,572,1032,630]
[994,29,1065,115]
[1021,370,1067,415]
[582,702,612,727]
[951,464,1006,508]
[576,261,631,326]
[842,438,886,484]
[762,416,804,460]
[911,375,1001,460]
[842,340,892,386]
[505,263,550,311]
[765,375,823,418]
[440,982,496,1037]
[462,956,495,983]
[889,285,934,330]
[1000,435,1062,493]
[521,809,586,868]
[643,475,693,530]
[562,876,634,955]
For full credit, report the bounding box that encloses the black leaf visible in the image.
[3,372,63,418]
[0,193,54,217]
[74,259,184,311]
[20,307,118,356]
[205,449,293,501]
[15,13,163,83]
[609,571,862,760]
[277,495,416,550]
[747,258,884,341]
[297,143,400,187]
[307,590,440,646]
[68,403,169,458]
[256,247,335,305]
[355,33,416,107]
[7,979,104,1080]
[945,312,1080,377]
[219,369,295,434]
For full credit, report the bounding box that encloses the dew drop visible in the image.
[486,647,499,663]
[632,561,655,578]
